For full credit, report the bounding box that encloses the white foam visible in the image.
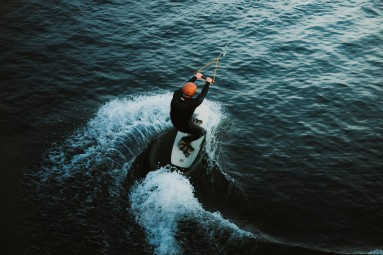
[369,250,383,255]
[129,168,255,255]
[88,94,173,153]
[198,100,225,167]
[37,94,173,194]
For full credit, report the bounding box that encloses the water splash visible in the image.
[199,100,225,168]
[35,94,173,197]
[369,250,383,255]
[129,167,256,255]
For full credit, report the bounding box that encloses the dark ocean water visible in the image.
[1,0,383,254]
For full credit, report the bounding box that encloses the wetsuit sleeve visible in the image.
[194,81,210,106]
[187,76,198,83]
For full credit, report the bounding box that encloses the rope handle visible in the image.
[194,57,220,84]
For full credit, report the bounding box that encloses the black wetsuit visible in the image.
[170,76,210,143]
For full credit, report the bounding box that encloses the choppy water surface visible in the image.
[1,0,382,254]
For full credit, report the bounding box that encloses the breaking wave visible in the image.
[129,167,256,255]
[35,94,173,197]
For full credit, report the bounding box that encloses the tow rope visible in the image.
[194,0,258,84]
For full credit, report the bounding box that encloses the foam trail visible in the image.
[36,94,173,197]
[129,167,256,255]
[369,250,383,255]
[192,100,226,170]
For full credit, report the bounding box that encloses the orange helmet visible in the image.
[182,82,197,97]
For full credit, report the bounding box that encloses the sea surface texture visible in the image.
[1,0,382,254]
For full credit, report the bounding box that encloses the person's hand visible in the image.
[195,72,203,79]
[206,77,213,84]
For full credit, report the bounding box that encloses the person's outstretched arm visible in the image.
[195,77,212,105]
[187,72,203,83]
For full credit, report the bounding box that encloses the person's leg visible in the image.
[192,114,203,125]
[176,121,206,154]
[181,123,206,143]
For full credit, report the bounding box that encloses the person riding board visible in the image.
[170,72,213,155]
